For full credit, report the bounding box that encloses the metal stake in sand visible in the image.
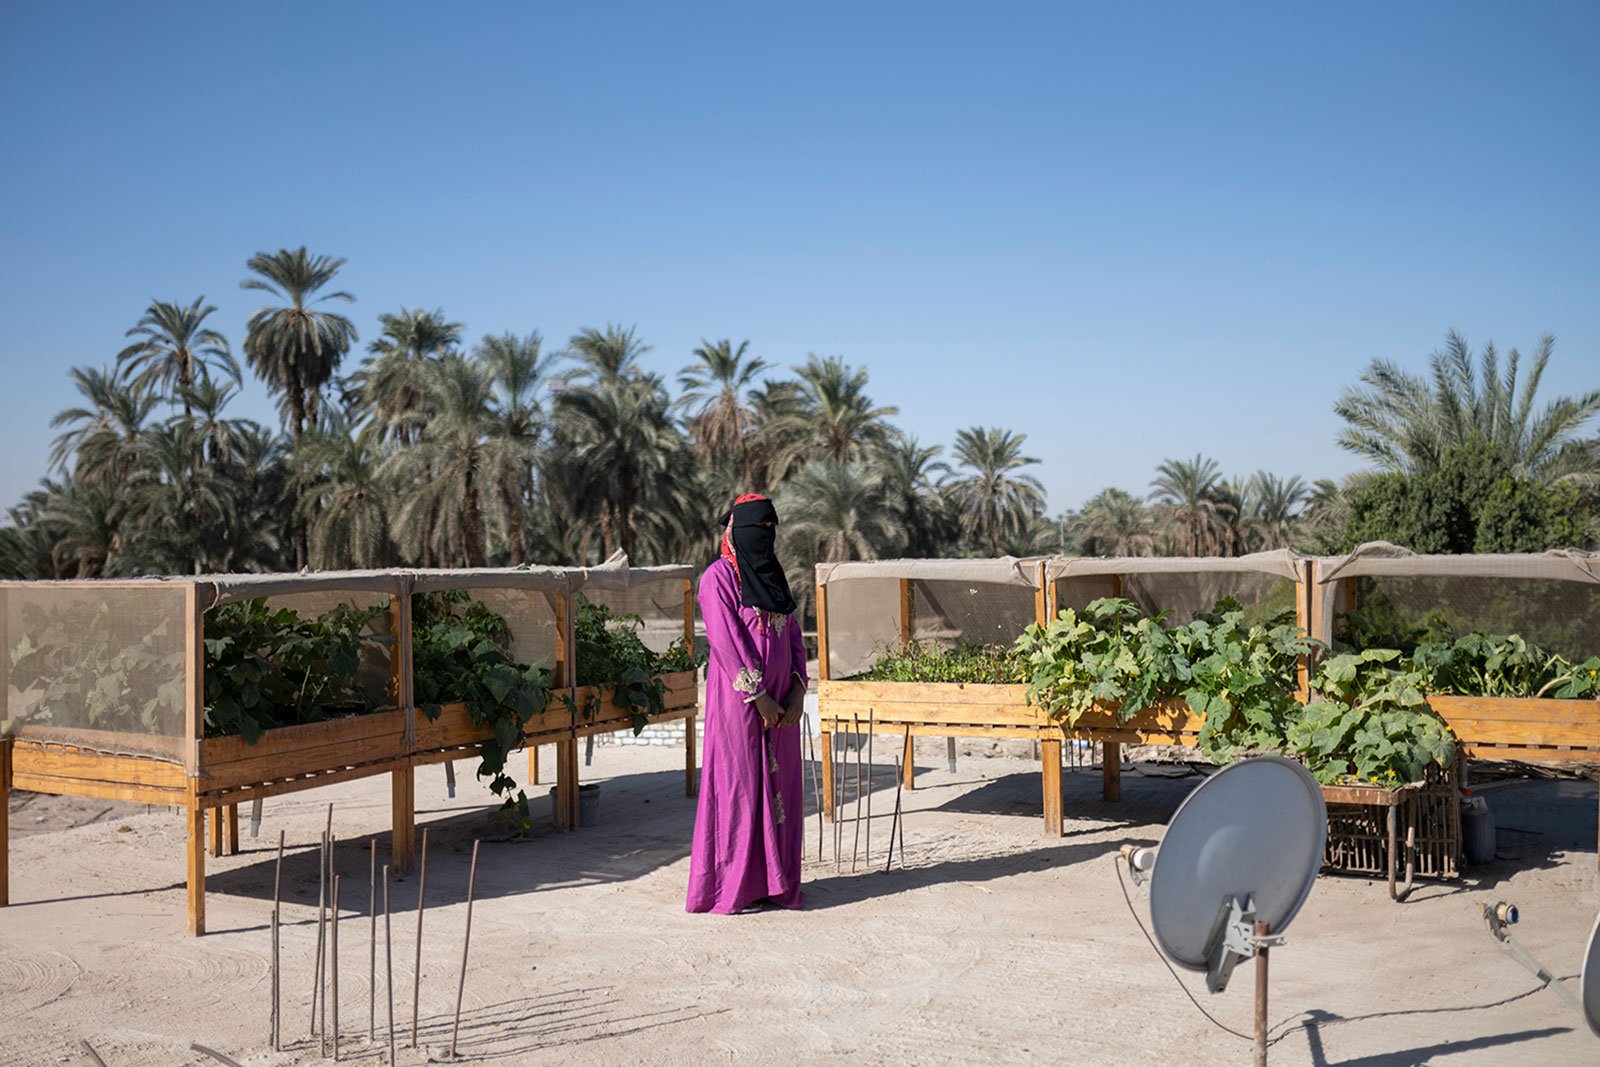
[886,724,908,872]
[865,709,875,866]
[311,830,327,1039]
[838,723,851,870]
[449,839,482,1058]
[369,839,377,1043]
[412,826,429,1048]
[444,760,457,799]
[383,864,395,1065]
[851,713,864,872]
[250,797,264,838]
[331,873,341,1061]
[272,830,284,1051]
[805,714,823,862]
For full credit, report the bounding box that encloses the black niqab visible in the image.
[723,498,797,616]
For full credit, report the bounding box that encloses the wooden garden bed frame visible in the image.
[815,557,1300,836]
[1312,548,1600,878]
[1,562,704,935]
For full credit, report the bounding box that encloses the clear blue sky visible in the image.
[2,2,1596,515]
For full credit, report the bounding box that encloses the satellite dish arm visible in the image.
[1482,902,1584,1017]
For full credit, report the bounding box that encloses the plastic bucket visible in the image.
[549,783,602,826]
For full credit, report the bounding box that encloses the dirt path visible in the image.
[2,739,1596,1065]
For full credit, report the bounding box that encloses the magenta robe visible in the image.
[686,557,808,914]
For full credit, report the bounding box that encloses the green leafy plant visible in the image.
[1287,649,1456,785]
[412,590,553,826]
[572,598,704,735]
[1014,598,1184,726]
[858,641,1027,684]
[201,598,391,743]
[1171,601,1319,764]
[7,599,188,736]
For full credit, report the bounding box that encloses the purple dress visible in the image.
[686,557,808,914]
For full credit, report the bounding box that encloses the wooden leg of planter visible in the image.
[902,735,916,791]
[1042,739,1063,837]
[225,804,240,855]
[820,729,835,820]
[187,797,206,937]
[554,739,578,831]
[1102,742,1121,802]
[528,744,540,786]
[391,768,415,875]
[685,713,698,798]
[208,803,223,858]
[0,738,11,907]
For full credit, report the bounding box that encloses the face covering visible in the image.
[719,494,797,616]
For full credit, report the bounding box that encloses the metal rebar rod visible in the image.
[79,1040,107,1067]
[384,865,395,1065]
[369,839,377,1043]
[851,713,864,873]
[272,829,284,1051]
[250,797,263,838]
[322,832,335,1056]
[190,1044,245,1067]
[886,725,907,872]
[865,710,874,866]
[450,839,482,1058]
[311,831,326,1038]
[838,716,851,876]
[331,874,341,1062]
[897,725,908,868]
[1254,920,1269,1067]
[412,826,429,1049]
[807,715,823,862]
[444,760,457,799]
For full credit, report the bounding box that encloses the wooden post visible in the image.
[226,804,240,856]
[186,790,206,937]
[184,584,206,934]
[391,769,415,875]
[209,805,223,858]
[815,579,830,682]
[0,737,11,907]
[898,579,913,645]
[684,579,698,798]
[528,746,541,785]
[1041,738,1063,837]
[1295,560,1311,700]
[820,724,835,820]
[901,730,916,791]
[1102,742,1121,802]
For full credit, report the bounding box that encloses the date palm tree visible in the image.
[300,422,393,568]
[1069,488,1156,557]
[48,366,158,483]
[241,247,357,566]
[382,356,504,566]
[946,426,1046,557]
[757,355,899,484]
[116,297,239,417]
[1246,472,1309,550]
[478,331,555,565]
[677,338,769,487]
[883,435,951,558]
[355,307,464,444]
[1335,330,1600,485]
[122,421,234,574]
[1149,453,1234,557]
[567,324,651,385]
[41,475,123,578]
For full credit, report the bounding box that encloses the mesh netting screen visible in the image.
[1,583,189,761]
[579,575,690,657]
[260,590,399,706]
[1087,572,1300,627]
[824,575,1038,679]
[428,587,561,674]
[1334,575,1600,661]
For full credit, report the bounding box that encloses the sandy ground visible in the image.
[3,736,1598,1067]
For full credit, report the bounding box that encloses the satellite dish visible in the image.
[1149,756,1326,981]
[1484,901,1600,1039]
[1120,756,1328,1065]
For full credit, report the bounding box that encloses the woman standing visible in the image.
[686,493,808,914]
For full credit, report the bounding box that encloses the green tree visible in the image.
[300,422,393,568]
[1342,436,1593,553]
[1335,330,1600,485]
[1149,453,1234,556]
[116,297,240,417]
[241,247,358,568]
[1246,472,1309,550]
[882,435,951,557]
[763,355,898,482]
[945,426,1046,557]
[677,338,769,487]
[478,331,555,565]
[1069,488,1156,557]
[48,366,158,484]
[355,307,465,444]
